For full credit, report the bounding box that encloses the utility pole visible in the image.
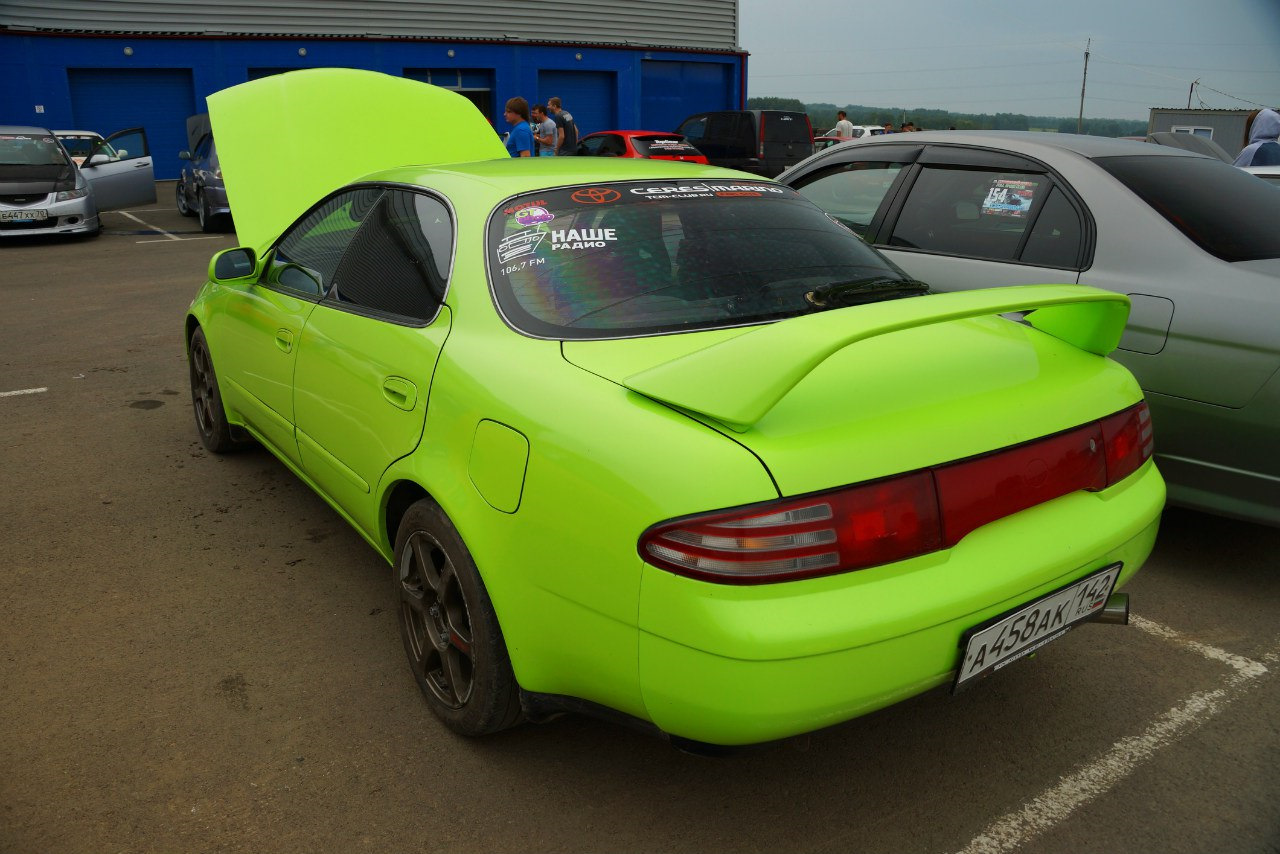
[1077,38,1091,134]
[1187,78,1199,108]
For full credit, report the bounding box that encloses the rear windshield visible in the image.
[1094,154,1280,262]
[632,136,702,158]
[764,113,812,143]
[488,181,913,339]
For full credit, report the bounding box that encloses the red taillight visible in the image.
[1100,401,1153,487]
[639,402,1153,585]
[640,473,940,584]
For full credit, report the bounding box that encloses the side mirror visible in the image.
[178,150,192,160]
[85,153,111,166]
[209,247,257,282]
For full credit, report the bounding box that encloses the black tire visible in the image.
[188,326,247,454]
[394,499,522,736]
[197,191,220,233]
[176,181,195,217]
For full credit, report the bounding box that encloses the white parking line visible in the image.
[136,235,225,244]
[953,622,1273,854]
[117,210,181,241]
[0,387,48,398]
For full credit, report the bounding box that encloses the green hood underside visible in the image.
[207,68,507,251]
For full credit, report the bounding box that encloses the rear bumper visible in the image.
[635,461,1165,745]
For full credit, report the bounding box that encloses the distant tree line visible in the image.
[746,97,1147,137]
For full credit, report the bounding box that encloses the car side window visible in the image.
[793,162,906,238]
[678,116,707,142]
[890,167,1048,262]
[266,187,384,298]
[600,135,626,156]
[194,135,212,161]
[579,136,606,156]
[326,190,453,323]
[1020,187,1084,268]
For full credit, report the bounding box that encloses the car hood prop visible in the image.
[207,67,508,252]
[622,285,1130,432]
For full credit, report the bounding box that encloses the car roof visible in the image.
[828,130,1202,161]
[0,125,56,135]
[53,130,103,137]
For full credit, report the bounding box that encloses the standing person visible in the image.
[547,97,579,156]
[832,111,855,139]
[503,97,533,158]
[531,103,557,157]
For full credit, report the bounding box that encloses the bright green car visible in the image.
[186,70,1165,748]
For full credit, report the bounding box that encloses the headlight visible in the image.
[56,188,89,202]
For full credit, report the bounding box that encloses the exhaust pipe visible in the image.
[1093,592,1129,625]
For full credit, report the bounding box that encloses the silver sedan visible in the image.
[781,131,1280,527]
[0,125,155,238]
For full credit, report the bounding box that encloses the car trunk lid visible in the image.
[563,285,1139,495]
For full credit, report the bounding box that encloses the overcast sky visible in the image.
[738,0,1280,120]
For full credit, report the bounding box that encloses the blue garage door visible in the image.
[68,69,196,180]
[642,61,733,133]
[537,71,616,140]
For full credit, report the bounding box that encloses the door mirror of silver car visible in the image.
[85,153,112,166]
[210,247,257,282]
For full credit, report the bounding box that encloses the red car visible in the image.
[576,130,709,164]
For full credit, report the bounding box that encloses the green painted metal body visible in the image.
[188,70,1165,745]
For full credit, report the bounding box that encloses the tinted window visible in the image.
[1095,154,1280,262]
[488,181,914,339]
[794,161,906,237]
[632,136,701,158]
[678,116,707,142]
[764,113,811,143]
[1020,187,1083,268]
[267,188,383,297]
[328,190,453,323]
[578,136,606,156]
[890,167,1046,261]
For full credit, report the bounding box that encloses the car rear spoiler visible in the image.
[622,285,1130,432]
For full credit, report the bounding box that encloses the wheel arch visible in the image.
[383,478,431,557]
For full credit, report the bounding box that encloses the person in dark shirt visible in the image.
[547,97,579,156]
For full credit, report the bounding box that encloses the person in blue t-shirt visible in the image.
[504,97,534,158]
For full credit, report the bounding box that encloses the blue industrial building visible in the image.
[1,1,746,179]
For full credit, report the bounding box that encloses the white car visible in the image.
[54,130,113,166]
[0,125,156,238]
[1243,165,1280,187]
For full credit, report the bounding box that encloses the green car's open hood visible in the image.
[613,285,1130,432]
[207,67,507,251]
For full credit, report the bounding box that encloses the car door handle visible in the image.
[381,376,418,411]
[275,328,294,353]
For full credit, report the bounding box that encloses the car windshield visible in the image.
[488,181,919,339]
[58,136,102,158]
[632,136,701,158]
[1094,154,1280,262]
[0,134,68,166]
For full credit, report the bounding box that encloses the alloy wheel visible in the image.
[398,530,476,709]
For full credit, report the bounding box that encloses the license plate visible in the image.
[0,209,49,222]
[953,562,1122,692]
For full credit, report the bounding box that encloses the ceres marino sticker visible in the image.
[629,184,785,199]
